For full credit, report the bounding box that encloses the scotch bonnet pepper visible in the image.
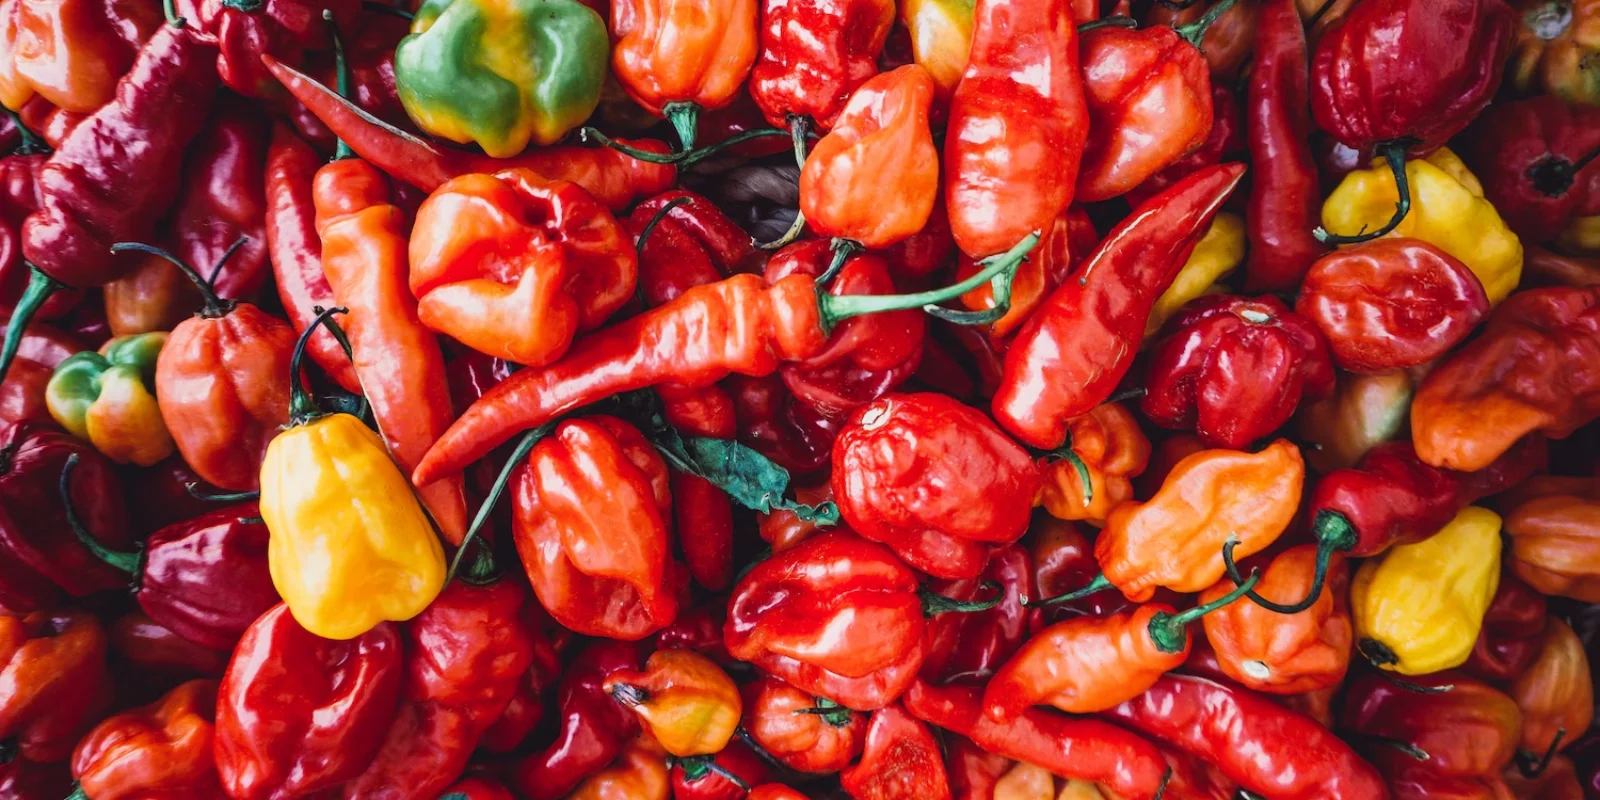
[1461,96,1600,245]
[46,331,173,466]
[1511,617,1593,768]
[1342,670,1523,785]
[610,0,758,150]
[0,609,112,764]
[749,0,894,134]
[920,543,1040,684]
[1504,481,1600,601]
[742,676,866,774]
[1296,369,1414,473]
[1510,0,1600,106]
[67,678,223,800]
[1202,544,1353,694]
[1036,402,1150,526]
[1466,570,1547,682]
[0,0,161,112]
[604,650,741,757]
[395,0,607,157]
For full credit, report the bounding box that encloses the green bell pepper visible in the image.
[46,332,173,467]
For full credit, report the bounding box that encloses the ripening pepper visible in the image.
[46,331,173,466]
[567,737,670,800]
[1509,0,1600,106]
[1504,482,1600,601]
[742,676,866,773]
[839,703,953,800]
[748,0,895,134]
[395,0,608,157]
[1460,96,1600,245]
[832,393,1042,579]
[1320,148,1524,305]
[1142,295,1334,449]
[0,0,161,112]
[897,0,972,100]
[169,97,271,301]
[1410,286,1600,472]
[67,679,222,800]
[954,207,1096,342]
[1351,506,1502,675]
[1511,618,1593,764]
[1036,402,1150,527]
[1144,212,1245,338]
[609,0,758,149]
[1200,544,1353,694]
[1343,670,1523,786]
[1465,569,1548,682]
[603,650,741,757]
[1295,370,1414,472]
[0,609,113,764]
[409,170,636,366]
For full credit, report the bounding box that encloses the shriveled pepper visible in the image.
[0,609,112,764]
[742,675,866,773]
[1466,570,1549,682]
[67,678,221,800]
[1461,96,1600,245]
[603,650,740,757]
[610,0,758,150]
[749,0,894,136]
[1144,211,1244,338]
[1342,670,1523,782]
[1142,294,1335,449]
[46,331,173,466]
[1505,483,1600,601]
[1201,544,1352,694]
[1036,402,1149,526]
[1297,238,1491,373]
[1510,0,1600,106]
[510,641,644,800]
[840,703,952,800]
[832,393,1041,579]
[1295,370,1414,472]
[0,0,161,112]
[1351,506,1502,675]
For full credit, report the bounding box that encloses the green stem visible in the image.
[769,495,841,525]
[325,10,354,161]
[921,580,1003,616]
[664,101,700,153]
[184,483,259,503]
[65,787,89,800]
[163,0,184,27]
[286,306,350,425]
[1023,572,1112,607]
[110,242,231,318]
[1078,15,1138,32]
[1041,439,1093,508]
[790,698,853,727]
[446,424,554,583]
[581,127,685,164]
[820,232,1040,331]
[204,236,251,294]
[1173,0,1240,48]
[608,683,649,707]
[817,239,861,287]
[0,267,65,386]
[788,114,810,171]
[1314,140,1412,245]
[755,211,807,251]
[1147,568,1261,653]
[59,453,142,577]
[635,197,691,257]
[1224,511,1353,615]
[1360,734,1430,762]
[2,105,45,155]
[683,127,792,167]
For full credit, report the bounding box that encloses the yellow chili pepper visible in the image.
[1321,148,1523,304]
[1145,212,1245,338]
[1557,213,1600,256]
[603,650,742,757]
[1351,506,1502,676]
[259,309,446,641]
[45,332,174,466]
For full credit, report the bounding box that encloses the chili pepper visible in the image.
[1296,371,1414,474]
[1126,84,1246,210]
[569,737,670,800]
[840,702,952,800]
[260,310,447,641]
[654,604,733,667]
[214,603,403,800]
[1201,544,1352,694]
[832,393,1040,579]
[603,650,740,757]
[100,244,200,336]
[631,189,760,288]
[610,0,757,151]
[921,543,1040,683]
[1144,211,1243,338]
[750,0,893,143]
[903,679,1172,800]
[944,0,1085,261]
[748,786,807,800]
[1505,485,1600,601]
[408,169,636,367]
[512,415,686,640]
[0,322,79,427]
[185,0,357,99]
[743,675,866,773]
[413,227,1039,485]
[166,100,271,302]
[1511,618,1592,772]
[1411,286,1600,472]
[1465,569,1549,682]
[1243,0,1325,291]
[1524,245,1600,288]
[1309,0,1515,244]
[66,678,221,800]
[109,611,228,681]
[1027,515,1107,622]
[510,640,645,800]
[1461,97,1600,246]
[264,55,677,208]
[799,64,939,248]
[896,0,971,102]
[1503,756,1584,800]
[1352,506,1502,676]
[956,207,1097,341]
[1146,0,1258,79]
[477,602,562,755]
[696,90,794,159]
[0,609,112,764]
[947,733,1013,800]
[0,754,70,799]
[0,0,161,112]
[730,375,839,479]
[288,8,409,149]
[1510,0,1600,106]
[45,331,172,466]
[0,151,82,324]
[757,480,832,552]
[1342,670,1522,781]
[993,162,1245,449]
[670,739,770,800]
[1142,295,1335,449]
[1320,148,1524,305]
[991,761,1052,800]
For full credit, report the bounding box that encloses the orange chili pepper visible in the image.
[609,0,759,150]
[1505,483,1600,602]
[1037,402,1151,526]
[602,649,742,757]
[1200,544,1353,694]
[69,679,222,800]
[0,609,111,763]
[0,0,161,113]
[566,735,670,800]
[1510,618,1593,767]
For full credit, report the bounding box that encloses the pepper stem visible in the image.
[64,787,88,800]
[635,197,692,257]
[110,242,232,318]
[820,232,1040,331]
[1078,15,1139,32]
[1041,438,1094,508]
[921,580,1003,616]
[582,127,791,166]
[1314,140,1413,244]
[677,757,751,791]
[1172,0,1240,48]
[755,211,807,251]
[817,239,861,287]
[205,236,251,293]
[607,683,649,707]
[1527,143,1600,198]
[286,306,351,426]
[1226,511,1353,614]
[1517,729,1566,778]
[1359,640,1456,694]
[789,114,810,170]
[0,266,66,387]
[1360,734,1430,762]
[664,101,700,153]
[1023,572,1112,607]
[325,10,354,161]
[184,482,260,503]
[59,453,142,578]
[791,697,853,727]
[163,0,184,27]
[2,105,46,155]
[446,423,554,583]
[1147,568,1261,653]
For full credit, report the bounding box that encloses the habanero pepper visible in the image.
[1341,670,1522,782]
[920,542,1041,683]
[993,162,1245,450]
[108,611,229,683]
[0,754,70,799]
[0,609,112,764]
[749,0,894,140]
[569,737,670,800]
[0,147,83,325]
[1504,483,1600,601]
[748,786,807,800]
[45,331,172,466]
[742,675,867,773]
[1511,617,1593,768]
[442,775,516,800]
[182,0,358,100]
[610,0,758,151]
[947,733,1014,800]
[1145,0,1258,79]
[839,703,952,800]
[0,0,160,113]
[1201,544,1352,694]
[1465,569,1548,682]
[1509,0,1600,106]
[730,374,839,479]
[1036,402,1151,527]
[654,604,734,666]
[669,738,770,800]
[944,0,1086,260]
[101,243,201,338]
[510,641,645,800]
[956,206,1098,342]
[171,98,270,301]
[603,649,741,757]
[1461,96,1600,246]
[832,393,1040,579]
[66,678,222,800]
[476,601,563,754]
[1125,85,1245,210]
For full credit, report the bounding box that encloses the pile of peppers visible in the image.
[0,0,1599,796]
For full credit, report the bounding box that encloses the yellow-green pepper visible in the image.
[45,332,174,467]
[1145,212,1245,338]
[394,0,609,158]
[1351,506,1502,676]
[1321,147,1524,305]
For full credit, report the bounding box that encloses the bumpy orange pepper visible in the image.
[603,650,741,757]
[1504,478,1600,602]
[610,0,758,149]
[1036,402,1151,527]
[1511,618,1593,766]
[0,0,160,113]
[566,735,670,800]
[1200,544,1353,694]
[0,609,111,763]
[69,679,222,800]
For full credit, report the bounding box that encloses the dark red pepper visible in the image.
[509,640,644,800]
[477,600,562,755]
[1460,96,1600,246]
[654,603,734,666]
[0,323,80,429]
[117,456,224,535]
[670,739,772,800]
[1125,84,1245,208]
[945,733,1012,800]
[108,610,229,683]
[727,374,840,479]
[920,543,1041,683]
[1465,569,1549,682]
[182,0,359,99]
[0,152,81,322]
[839,702,952,800]
[172,96,271,301]
[1339,670,1522,782]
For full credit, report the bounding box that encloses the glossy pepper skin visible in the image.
[68,678,222,799]
[903,680,1171,800]
[1098,439,1303,602]
[840,703,953,800]
[110,611,229,682]
[46,331,172,466]
[799,64,939,247]
[172,99,271,301]
[994,162,1245,449]
[1036,402,1149,527]
[0,152,80,324]
[749,0,893,132]
[213,604,403,800]
[1107,673,1387,800]
[1352,506,1502,675]
[1145,210,1244,337]
[1202,544,1353,694]
[1505,484,1600,601]
[956,206,1097,341]
[1466,570,1548,681]
[743,675,866,773]
[920,543,1040,683]
[0,322,80,429]
[832,393,1040,579]
[943,0,1086,259]
[0,0,160,112]
[1142,295,1335,449]
[603,650,741,757]
[408,170,636,366]
[182,0,357,100]
[1341,670,1522,781]
[1461,97,1600,245]
[1512,618,1593,762]
[946,734,1012,800]
[1296,371,1414,473]
[669,738,769,800]
[610,0,757,145]
[569,738,670,800]
[0,609,112,763]
[510,641,644,800]
[1412,286,1600,472]
[1297,239,1491,373]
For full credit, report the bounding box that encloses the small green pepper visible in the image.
[46,332,173,466]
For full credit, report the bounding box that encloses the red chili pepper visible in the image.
[840,702,953,800]
[477,602,563,755]
[832,392,1040,578]
[67,678,223,799]
[743,674,866,773]
[213,603,403,800]
[749,0,894,136]
[0,322,79,429]
[290,11,409,151]
[944,0,1087,260]
[1465,569,1548,682]
[441,775,516,800]
[669,739,771,800]
[1105,673,1388,799]
[993,163,1245,449]
[108,611,228,682]
[630,189,761,287]
[728,374,840,478]
[1243,0,1326,290]
[0,754,71,799]
[1141,294,1335,449]
[1125,84,1245,208]
[1461,96,1600,245]
[0,609,113,764]
[655,604,734,666]
[946,733,1013,800]
[0,151,82,322]
[954,206,1099,341]
[609,0,759,150]
[920,542,1041,683]
[1340,670,1522,782]
[184,0,359,99]
[510,641,645,800]
[883,195,957,281]
[170,97,271,301]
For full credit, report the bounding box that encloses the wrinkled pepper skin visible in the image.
[172,98,271,301]
[1352,506,1502,675]
[1341,670,1522,781]
[799,64,939,247]
[943,0,1086,259]
[1505,484,1600,601]
[0,0,160,112]
[749,0,894,132]
[1510,0,1600,106]
[0,609,112,764]
[832,393,1041,579]
[994,163,1245,449]
[69,678,222,800]
[609,0,757,124]
[1411,286,1600,472]
[1465,570,1548,682]
[1098,439,1303,601]
[1461,96,1600,245]
[1201,544,1353,694]
[1141,294,1335,449]
[213,604,403,800]
[1035,402,1149,526]
[513,416,684,640]
[510,641,644,800]
[395,0,607,157]
[726,532,926,711]
[603,649,741,757]
[920,543,1040,684]
[408,170,636,366]
[1244,0,1325,291]
[46,331,172,466]
[839,703,953,800]
[743,675,866,773]
[125,505,278,653]
[1511,618,1592,761]
[1297,239,1491,373]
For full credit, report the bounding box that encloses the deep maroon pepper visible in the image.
[117,456,223,535]
[1142,294,1335,449]
[172,96,270,301]
[631,190,761,292]
[510,640,645,800]
[921,543,1041,683]
[288,11,410,152]
[1460,96,1600,246]
[445,349,516,504]
[0,153,81,321]
[1464,569,1548,682]
[671,740,772,800]
[654,603,734,666]
[0,756,71,800]
[750,0,894,136]
[478,601,562,755]
[697,91,794,159]
[109,611,230,683]
[184,0,360,100]
[0,322,82,429]
[1340,670,1522,782]
[1125,84,1245,208]
[727,374,840,479]
[946,733,1012,800]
